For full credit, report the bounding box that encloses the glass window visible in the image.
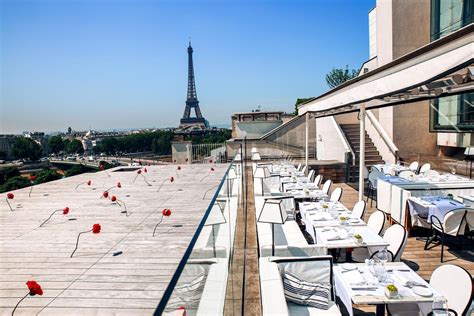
[430,93,474,131]
[431,0,473,40]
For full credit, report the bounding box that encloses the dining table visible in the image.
[407,196,467,225]
[334,262,440,316]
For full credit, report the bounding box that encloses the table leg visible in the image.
[375,304,385,316]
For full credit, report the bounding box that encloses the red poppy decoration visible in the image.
[185,158,188,162]
[117,182,122,188]
[29,175,36,181]
[63,207,70,215]
[178,306,187,316]
[87,180,91,186]
[162,209,172,216]
[144,168,148,173]
[7,193,14,199]
[26,280,43,296]
[177,166,181,170]
[103,191,109,198]
[111,196,117,202]
[92,224,101,234]
[211,167,215,171]
[170,176,174,183]
[209,159,213,163]
[137,170,142,174]
[99,165,105,170]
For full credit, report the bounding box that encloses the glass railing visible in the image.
[154,154,243,316]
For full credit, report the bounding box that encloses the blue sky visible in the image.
[0,0,374,133]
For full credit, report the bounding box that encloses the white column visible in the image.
[305,112,309,176]
[359,104,366,201]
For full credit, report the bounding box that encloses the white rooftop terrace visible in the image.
[0,164,227,315]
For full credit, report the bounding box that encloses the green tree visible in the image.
[34,168,61,184]
[64,164,88,177]
[325,65,358,89]
[0,176,30,193]
[293,98,314,115]
[11,137,42,161]
[47,135,65,154]
[0,167,20,185]
[67,139,84,154]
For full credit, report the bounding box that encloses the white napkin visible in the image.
[391,273,410,286]
[343,270,365,285]
[312,213,333,221]
[325,229,348,241]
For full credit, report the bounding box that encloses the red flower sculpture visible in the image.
[111,196,117,202]
[178,306,187,316]
[153,209,172,236]
[99,164,111,177]
[133,169,151,186]
[75,179,93,190]
[117,182,122,188]
[157,176,174,192]
[40,206,70,227]
[28,174,37,197]
[12,280,44,315]
[102,191,109,199]
[200,167,215,182]
[29,175,36,182]
[105,181,122,192]
[5,192,14,211]
[177,166,181,170]
[144,168,148,173]
[71,224,101,257]
[92,223,101,234]
[209,159,213,163]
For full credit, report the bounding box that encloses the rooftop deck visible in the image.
[0,164,227,315]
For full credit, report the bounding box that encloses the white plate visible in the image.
[341,263,357,271]
[349,218,359,223]
[413,287,433,297]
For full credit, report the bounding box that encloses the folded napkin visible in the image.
[312,213,333,221]
[325,229,348,241]
[343,269,365,285]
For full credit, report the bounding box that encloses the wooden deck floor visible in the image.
[0,164,227,315]
[334,182,474,315]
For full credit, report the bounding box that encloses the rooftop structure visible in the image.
[0,164,227,314]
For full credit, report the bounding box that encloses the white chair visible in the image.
[260,256,342,316]
[351,200,367,220]
[367,168,384,207]
[307,169,315,182]
[408,161,419,172]
[322,180,332,196]
[367,210,386,236]
[418,163,431,174]
[388,264,473,316]
[314,174,323,188]
[330,187,343,202]
[398,170,416,179]
[296,163,302,171]
[425,169,439,177]
[301,165,307,174]
[370,224,407,262]
[425,208,471,262]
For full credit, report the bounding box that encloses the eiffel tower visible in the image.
[179,41,209,130]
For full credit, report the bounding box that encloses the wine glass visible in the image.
[376,248,390,264]
[451,167,456,175]
[432,296,448,316]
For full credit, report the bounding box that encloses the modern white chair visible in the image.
[301,165,307,174]
[307,169,315,182]
[398,170,416,179]
[314,174,323,188]
[330,187,343,202]
[418,163,431,174]
[370,224,407,262]
[388,264,474,316]
[321,179,332,196]
[296,162,302,171]
[425,169,440,177]
[352,200,367,220]
[367,168,384,207]
[367,210,386,236]
[408,161,419,172]
[425,208,471,262]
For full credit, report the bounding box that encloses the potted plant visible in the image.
[354,233,363,244]
[385,284,398,299]
[303,188,310,196]
[339,216,348,225]
[322,203,329,211]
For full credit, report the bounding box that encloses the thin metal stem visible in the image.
[141,174,152,186]
[28,184,33,197]
[152,215,164,237]
[11,292,29,316]
[70,230,91,258]
[200,171,211,182]
[39,210,60,227]
[132,173,139,183]
[6,199,13,212]
[156,179,169,192]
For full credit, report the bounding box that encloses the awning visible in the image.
[298,24,474,117]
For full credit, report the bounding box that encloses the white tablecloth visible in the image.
[313,226,388,249]
[334,263,439,316]
[408,196,466,224]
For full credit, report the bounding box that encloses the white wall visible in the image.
[316,117,349,162]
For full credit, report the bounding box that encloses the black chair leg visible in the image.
[440,234,444,263]
[424,229,432,250]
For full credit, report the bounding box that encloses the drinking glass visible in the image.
[376,249,390,264]
[374,261,387,283]
[432,296,448,316]
[451,167,456,175]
